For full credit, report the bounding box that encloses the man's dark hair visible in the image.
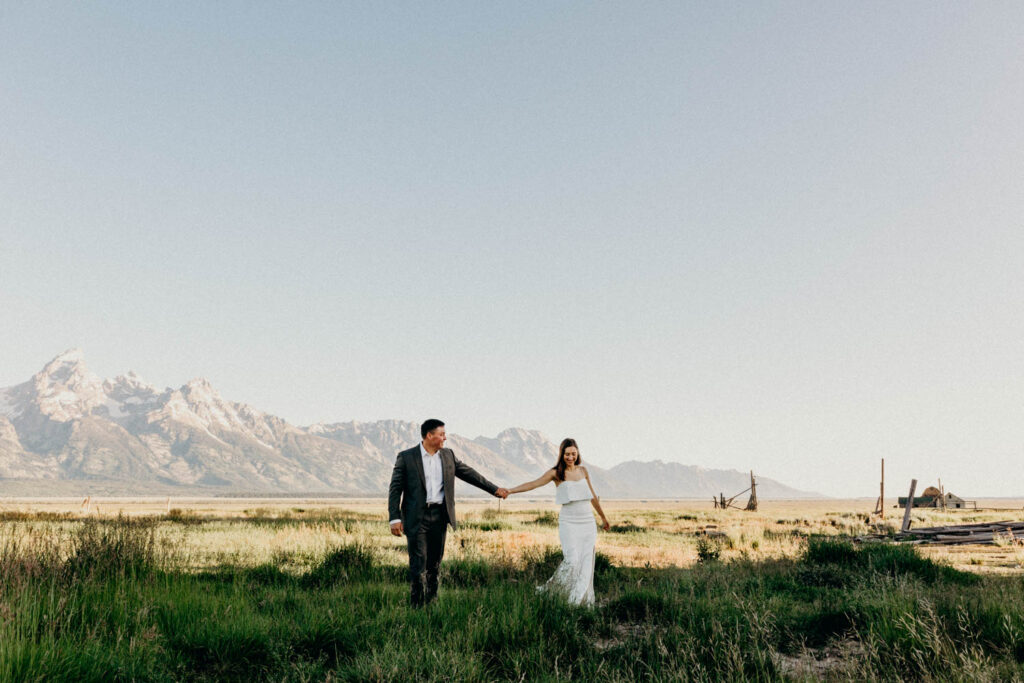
[421,419,445,439]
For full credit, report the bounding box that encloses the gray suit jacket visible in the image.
[388,445,499,535]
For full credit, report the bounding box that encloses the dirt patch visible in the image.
[773,638,865,678]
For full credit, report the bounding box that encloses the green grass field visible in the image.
[2,505,1024,681]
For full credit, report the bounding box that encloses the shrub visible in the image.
[803,537,859,566]
[303,543,381,587]
[531,512,558,526]
[696,536,722,563]
[164,508,203,525]
[594,551,614,576]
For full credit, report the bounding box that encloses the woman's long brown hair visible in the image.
[553,438,581,483]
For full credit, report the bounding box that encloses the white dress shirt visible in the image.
[390,444,445,526]
[421,443,445,505]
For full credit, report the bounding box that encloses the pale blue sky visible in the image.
[2,2,1023,496]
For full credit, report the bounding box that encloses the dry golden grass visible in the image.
[2,496,1022,573]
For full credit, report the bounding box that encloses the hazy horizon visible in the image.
[3,3,1023,497]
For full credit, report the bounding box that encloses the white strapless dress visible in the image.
[538,478,597,606]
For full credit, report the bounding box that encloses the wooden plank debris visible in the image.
[859,520,1024,546]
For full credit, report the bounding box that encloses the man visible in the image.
[388,419,508,607]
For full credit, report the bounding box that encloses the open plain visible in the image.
[4,496,1023,573]
[2,497,1023,681]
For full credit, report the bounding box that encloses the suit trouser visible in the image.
[407,504,448,606]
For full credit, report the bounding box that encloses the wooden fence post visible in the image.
[745,471,758,511]
[901,479,917,533]
[880,458,885,519]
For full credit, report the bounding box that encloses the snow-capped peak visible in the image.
[105,371,157,395]
[39,348,89,379]
[31,349,105,422]
[184,376,216,393]
[177,378,251,429]
[496,427,533,441]
[51,347,85,363]
[474,427,556,470]
[99,371,161,419]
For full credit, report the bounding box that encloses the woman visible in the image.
[507,438,610,606]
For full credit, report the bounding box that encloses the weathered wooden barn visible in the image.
[898,485,972,509]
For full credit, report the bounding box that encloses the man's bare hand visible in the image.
[495,487,509,499]
[390,521,403,536]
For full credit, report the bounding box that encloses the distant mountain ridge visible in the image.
[0,350,818,498]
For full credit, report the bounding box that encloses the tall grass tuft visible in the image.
[804,536,979,586]
[303,541,388,587]
[63,516,160,582]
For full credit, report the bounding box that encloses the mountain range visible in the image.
[0,350,818,498]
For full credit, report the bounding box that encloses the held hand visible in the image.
[601,518,610,531]
[494,487,510,499]
[390,521,404,536]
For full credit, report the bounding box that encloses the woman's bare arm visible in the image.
[583,467,610,530]
[508,469,557,494]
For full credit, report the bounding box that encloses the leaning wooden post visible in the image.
[745,471,758,511]
[880,458,885,519]
[901,479,917,533]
